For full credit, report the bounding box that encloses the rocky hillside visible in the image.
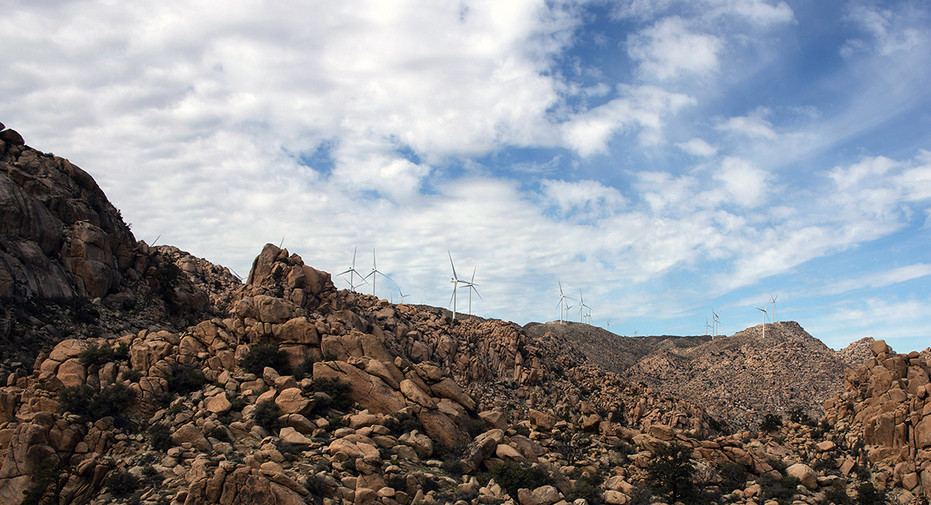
[2,126,931,505]
[522,322,710,371]
[531,320,860,430]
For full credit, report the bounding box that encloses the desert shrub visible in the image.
[489,462,552,500]
[760,413,782,433]
[291,358,317,380]
[758,473,801,503]
[121,369,143,382]
[855,482,884,505]
[646,443,696,504]
[566,469,605,504]
[384,411,421,436]
[166,364,206,396]
[148,423,173,451]
[789,407,813,426]
[79,343,129,369]
[719,461,749,492]
[309,377,353,411]
[104,470,140,498]
[253,401,281,431]
[58,383,135,421]
[303,474,330,502]
[207,426,231,443]
[239,343,290,376]
[820,481,851,505]
[228,396,247,412]
[140,465,163,486]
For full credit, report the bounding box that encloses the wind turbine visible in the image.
[757,307,768,339]
[704,317,711,336]
[606,319,611,331]
[769,295,777,323]
[364,248,390,297]
[578,289,591,323]
[712,311,720,338]
[462,266,483,315]
[556,279,574,324]
[338,247,368,293]
[397,287,410,306]
[448,251,468,321]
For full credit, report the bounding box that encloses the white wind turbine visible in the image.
[712,311,720,338]
[364,248,390,297]
[447,251,469,321]
[462,266,483,315]
[757,307,768,339]
[769,295,778,323]
[338,246,368,293]
[556,279,574,324]
[578,289,591,323]
[606,319,611,331]
[704,317,711,336]
[397,287,410,306]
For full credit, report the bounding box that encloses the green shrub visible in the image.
[719,461,749,493]
[821,481,851,505]
[166,364,206,395]
[253,401,281,431]
[228,396,247,412]
[58,383,136,421]
[121,369,143,382]
[789,407,813,426]
[758,473,801,503]
[760,413,782,433]
[292,358,317,380]
[383,411,421,436]
[104,470,140,498]
[566,469,605,504]
[239,343,291,376]
[79,343,130,369]
[488,462,552,500]
[646,443,696,504]
[309,377,353,411]
[148,424,173,451]
[856,482,884,505]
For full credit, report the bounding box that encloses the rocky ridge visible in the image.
[1,126,930,505]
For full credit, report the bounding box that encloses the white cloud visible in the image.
[541,179,627,219]
[821,264,931,296]
[713,157,770,208]
[716,108,778,140]
[561,85,694,155]
[677,138,717,157]
[627,17,722,81]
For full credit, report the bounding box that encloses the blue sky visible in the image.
[2,0,930,351]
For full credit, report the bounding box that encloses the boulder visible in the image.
[786,463,817,490]
[0,129,25,145]
[313,361,406,414]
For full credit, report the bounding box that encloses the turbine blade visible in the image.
[448,251,458,280]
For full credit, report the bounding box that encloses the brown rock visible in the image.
[171,422,211,452]
[528,409,556,431]
[479,410,508,430]
[430,378,476,410]
[205,392,232,414]
[0,129,25,145]
[253,295,294,324]
[786,463,817,489]
[275,388,310,415]
[56,358,86,388]
[274,317,320,344]
[400,379,436,408]
[278,427,312,445]
[313,361,406,414]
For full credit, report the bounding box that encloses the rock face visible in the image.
[0,130,135,299]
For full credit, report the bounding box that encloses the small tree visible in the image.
[646,443,696,504]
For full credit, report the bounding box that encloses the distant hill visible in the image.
[528,320,862,429]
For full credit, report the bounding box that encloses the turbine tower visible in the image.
[448,251,468,321]
[338,246,368,293]
[712,311,720,338]
[364,248,389,297]
[757,307,768,339]
[462,266,482,315]
[397,287,410,306]
[704,317,710,336]
[578,289,591,323]
[556,279,573,324]
[769,295,778,323]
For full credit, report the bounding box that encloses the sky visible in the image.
[2,0,930,352]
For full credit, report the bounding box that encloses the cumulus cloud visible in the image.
[713,157,770,208]
[541,179,627,219]
[627,17,722,81]
[677,138,717,157]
